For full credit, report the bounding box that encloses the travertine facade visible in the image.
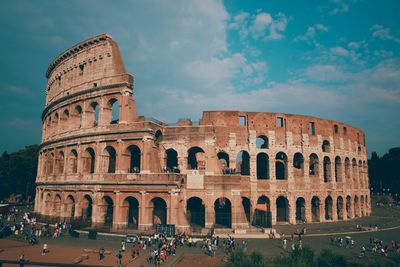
[34,34,371,232]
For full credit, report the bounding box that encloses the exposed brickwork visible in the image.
[35,34,371,232]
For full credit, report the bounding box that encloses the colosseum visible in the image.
[34,34,371,233]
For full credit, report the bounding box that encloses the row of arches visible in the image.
[43,98,120,138]
[40,191,369,229]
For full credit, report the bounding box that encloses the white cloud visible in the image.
[230,11,289,41]
[370,24,400,43]
[330,46,350,57]
[295,23,328,42]
[330,0,350,15]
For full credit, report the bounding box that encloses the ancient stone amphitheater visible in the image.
[34,34,371,233]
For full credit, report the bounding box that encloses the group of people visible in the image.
[161,166,181,173]
[330,236,355,248]
[366,237,400,257]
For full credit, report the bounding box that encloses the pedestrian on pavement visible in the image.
[42,243,48,255]
[117,250,123,267]
[283,238,287,250]
[99,247,105,261]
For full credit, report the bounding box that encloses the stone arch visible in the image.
[323,156,331,182]
[187,197,205,227]
[358,160,363,188]
[109,98,120,124]
[82,195,93,222]
[61,109,70,131]
[166,148,178,172]
[236,151,250,175]
[44,193,52,214]
[53,194,62,218]
[293,152,304,178]
[275,152,288,180]
[276,196,289,222]
[335,156,342,182]
[52,113,59,133]
[68,149,78,174]
[325,196,333,220]
[102,146,117,173]
[127,145,141,173]
[256,135,269,149]
[65,195,75,219]
[83,147,95,174]
[256,152,269,179]
[123,196,139,229]
[151,197,167,225]
[354,195,360,217]
[214,197,232,228]
[311,196,321,222]
[360,195,365,216]
[73,105,83,128]
[337,196,344,220]
[296,197,306,222]
[309,153,319,176]
[352,158,358,183]
[45,152,54,176]
[187,146,205,170]
[89,102,99,127]
[241,197,251,223]
[155,130,163,143]
[322,140,330,153]
[254,196,271,227]
[102,196,114,225]
[344,157,350,180]
[217,151,230,172]
[55,151,65,175]
[346,195,351,219]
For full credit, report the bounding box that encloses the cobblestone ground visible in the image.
[0,205,399,266]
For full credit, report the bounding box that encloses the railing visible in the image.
[0,259,110,267]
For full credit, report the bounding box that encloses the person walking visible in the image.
[42,243,48,255]
[283,238,287,250]
[117,250,123,267]
[99,247,105,261]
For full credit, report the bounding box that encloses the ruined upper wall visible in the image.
[200,111,366,146]
[44,34,132,106]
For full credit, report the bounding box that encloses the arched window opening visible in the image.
[276,196,289,222]
[68,150,78,174]
[124,197,139,229]
[55,151,64,175]
[354,196,360,217]
[275,152,288,180]
[90,102,99,127]
[255,196,271,227]
[333,124,338,134]
[309,154,319,176]
[155,130,163,143]
[325,196,333,220]
[214,198,232,228]
[66,195,75,219]
[103,196,114,225]
[358,160,363,187]
[256,135,269,149]
[241,197,251,223]
[296,197,306,222]
[187,197,205,227]
[83,147,95,174]
[152,197,167,225]
[103,146,116,173]
[360,195,365,216]
[236,151,250,175]
[127,145,141,173]
[62,109,69,131]
[46,152,54,175]
[311,196,320,222]
[74,105,83,128]
[357,146,361,156]
[335,156,342,182]
[337,196,344,220]
[217,151,230,174]
[293,152,304,178]
[344,158,350,180]
[82,195,93,222]
[256,153,269,179]
[53,194,62,218]
[346,196,351,219]
[352,159,358,182]
[323,157,331,183]
[165,148,178,172]
[187,147,205,170]
[53,113,59,132]
[322,140,330,153]
[109,99,120,124]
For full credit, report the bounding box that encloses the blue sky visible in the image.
[0,0,399,156]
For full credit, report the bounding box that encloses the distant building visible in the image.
[34,34,371,232]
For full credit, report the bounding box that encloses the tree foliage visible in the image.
[0,145,39,201]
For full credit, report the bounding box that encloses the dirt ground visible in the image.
[173,255,224,267]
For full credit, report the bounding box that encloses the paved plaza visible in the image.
[0,204,399,266]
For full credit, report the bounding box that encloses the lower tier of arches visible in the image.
[34,188,371,232]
